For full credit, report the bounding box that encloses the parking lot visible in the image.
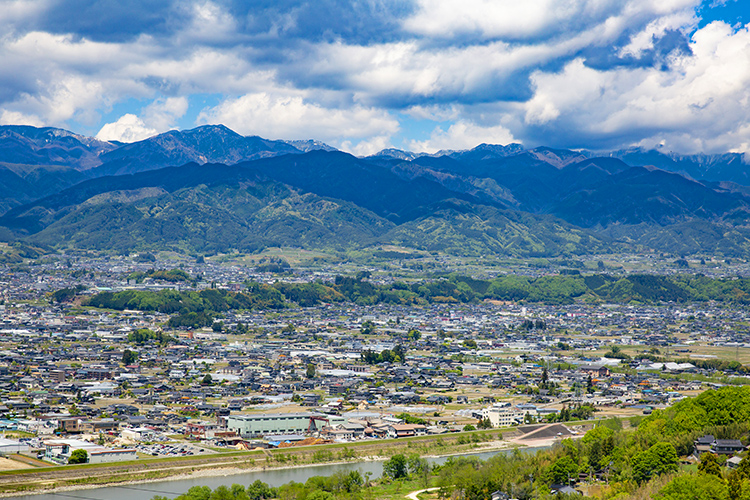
[135,442,207,457]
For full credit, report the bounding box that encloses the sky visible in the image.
[0,0,748,156]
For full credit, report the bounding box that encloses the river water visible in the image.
[6,447,546,500]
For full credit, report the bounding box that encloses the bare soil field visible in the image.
[0,458,33,472]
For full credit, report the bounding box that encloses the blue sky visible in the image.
[0,0,749,155]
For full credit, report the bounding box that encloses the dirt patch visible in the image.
[0,458,33,471]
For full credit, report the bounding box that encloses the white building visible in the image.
[121,427,157,442]
[0,438,30,454]
[483,402,522,428]
[43,439,136,464]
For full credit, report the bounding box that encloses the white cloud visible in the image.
[520,21,750,152]
[618,10,698,58]
[310,39,581,102]
[340,135,395,157]
[409,120,517,153]
[404,104,461,121]
[142,97,189,131]
[96,114,156,142]
[0,73,106,127]
[197,92,400,149]
[403,0,699,40]
[1,0,749,155]
[0,109,43,127]
[309,0,699,106]
[177,1,239,44]
[0,0,50,31]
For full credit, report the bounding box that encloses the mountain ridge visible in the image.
[3,124,750,257]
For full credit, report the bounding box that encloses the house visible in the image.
[58,418,81,434]
[550,484,581,495]
[728,456,743,469]
[580,365,610,377]
[79,419,119,434]
[426,395,451,404]
[712,439,745,456]
[490,491,512,500]
[694,435,746,457]
[694,435,715,456]
[387,424,427,438]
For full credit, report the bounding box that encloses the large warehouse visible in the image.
[227,413,335,437]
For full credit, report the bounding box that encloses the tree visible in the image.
[68,449,87,464]
[728,470,743,500]
[246,480,276,500]
[656,473,727,500]
[546,455,578,485]
[632,442,679,484]
[699,453,723,477]
[736,454,750,481]
[408,453,428,476]
[477,418,492,429]
[306,491,334,500]
[360,320,376,335]
[122,349,137,365]
[201,374,213,385]
[306,363,316,379]
[408,329,421,341]
[408,453,430,487]
[393,344,406,363]
[383,454,408,480]
[208,485,236,500]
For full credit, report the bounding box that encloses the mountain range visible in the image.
[1,124,750,258]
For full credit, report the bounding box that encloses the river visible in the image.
[6,447,547,500]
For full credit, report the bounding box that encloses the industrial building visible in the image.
[227,412,337,437]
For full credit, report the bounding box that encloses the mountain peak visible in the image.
[370,148,418,160]
[285,139,338,153]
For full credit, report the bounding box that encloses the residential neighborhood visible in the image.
[0,254,748,468]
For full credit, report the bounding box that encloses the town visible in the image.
[0,251,748,481]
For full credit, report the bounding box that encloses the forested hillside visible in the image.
[81,273,750,323]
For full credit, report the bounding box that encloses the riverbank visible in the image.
[0,425,576,498]
[0,438,496,497]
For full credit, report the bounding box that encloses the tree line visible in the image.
[80,272,750,320]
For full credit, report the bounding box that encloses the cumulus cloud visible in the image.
[0,0,749,154]
[403,0,700,41]
[409,120,517,153]
[341,135,396,157]
[519,20,750,152]
[197,92,400,150]
[0,109,44,127]
[95,97,188,142]
[142,97,189,131]
[96,114,157,142]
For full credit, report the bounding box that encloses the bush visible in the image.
[68,449,87,464]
